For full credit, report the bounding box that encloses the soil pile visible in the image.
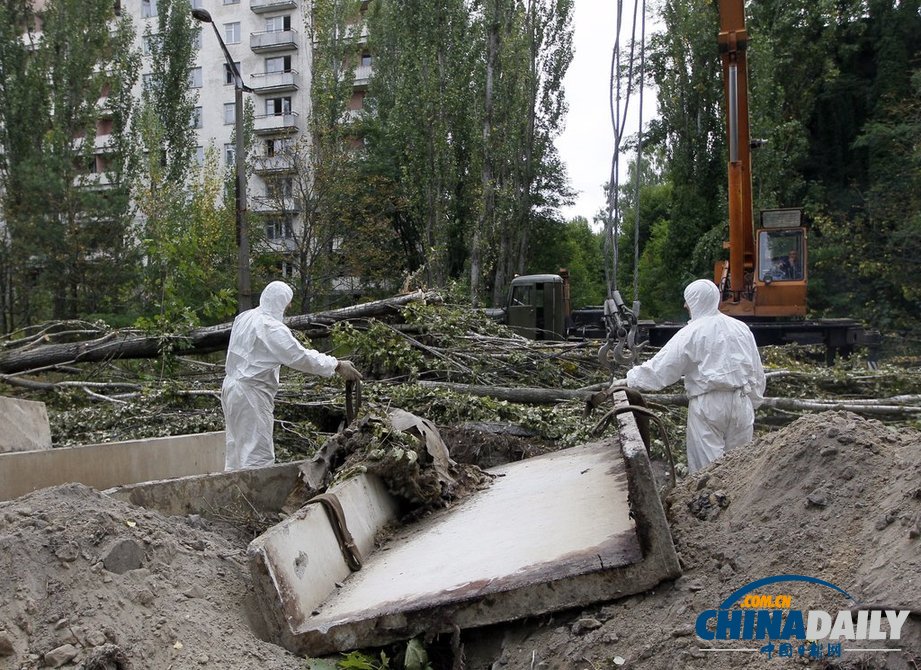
[464,410,921,669]
[0,484,303,670]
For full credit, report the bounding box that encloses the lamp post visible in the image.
[191,8,254,312]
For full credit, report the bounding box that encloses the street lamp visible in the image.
[191,8,254,312]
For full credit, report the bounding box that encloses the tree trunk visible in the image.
[0,290,436,375]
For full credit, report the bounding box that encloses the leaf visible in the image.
[403,638,429,670]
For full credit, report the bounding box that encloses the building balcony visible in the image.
[264,237,298,253]
[251,195,301,213]
[250,29,298,53]
[73,172,113,189]
[249,0,297,13]
[249,69,299,94]
[253,111,299,135]
[342,108,363,123]
[252,154,296,174]
[96,96,114,119]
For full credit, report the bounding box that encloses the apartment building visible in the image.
[125,0,313,261]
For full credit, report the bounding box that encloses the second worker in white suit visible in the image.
[611,279,765,472]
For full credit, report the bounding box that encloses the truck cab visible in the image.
[500,274,567,340]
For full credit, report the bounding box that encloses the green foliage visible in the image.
[402,639,432,670]
[401,302,509,340]
[331,320,426,379]
[527,216,606,308]
[137,147,237,324]
[335,650,390,669]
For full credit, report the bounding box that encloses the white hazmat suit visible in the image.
[623,279,765,472]
[222,281,346,470]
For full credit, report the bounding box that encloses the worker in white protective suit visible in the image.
[611,279,765,472]
[222,281,362,470]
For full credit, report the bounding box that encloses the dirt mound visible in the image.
[0,484,302,670]
[463,411,921,669]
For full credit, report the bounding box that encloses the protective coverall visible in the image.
[622,279,765,472]
[222,281,350,470]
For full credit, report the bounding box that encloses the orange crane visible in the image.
[714,0,808,318]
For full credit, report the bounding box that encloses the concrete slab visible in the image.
[0,432,224,502]
[248,473,401,649]
[249,396,680,656]
[107,460,304,519]
[0,396,52,453]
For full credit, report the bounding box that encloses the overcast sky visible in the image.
[555,0,657,225]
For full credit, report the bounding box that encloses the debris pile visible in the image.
[1,411,920,669]
[299,409,494,519]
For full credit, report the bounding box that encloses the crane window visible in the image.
[758,229,804,281]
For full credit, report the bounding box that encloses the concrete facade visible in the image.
[0,396,52,453]
[0,431,224,502]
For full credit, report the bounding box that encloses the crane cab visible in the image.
[716,207,808,318]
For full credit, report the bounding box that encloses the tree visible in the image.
[365,0,481,288]
[0,0,141,327]
[643,0,724,314]
[136,0,219,322]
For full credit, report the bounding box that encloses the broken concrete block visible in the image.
[0,396,51,453]
[102,538,144,574]
[0,431,225,502]
[0,631,15,656]
[43,643,78,668]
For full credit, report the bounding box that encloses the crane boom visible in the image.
[715,0,807,318]
[718,0,755,307]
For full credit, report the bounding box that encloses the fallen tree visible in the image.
[416,381,921,418]
[0,290,436,375]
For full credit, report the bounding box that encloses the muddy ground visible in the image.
[1,410,920,669]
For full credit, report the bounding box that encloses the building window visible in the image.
[190,0,204,7]
[266,138,293,156]
[224,103,236,125]
[192,30,202,50]
[265,15,291,32]
[142,0,157,18]
[142,35,159,56]
[191,106,203,129]
[266,219,293,240]
[267,177,294,198]
[188,67,202,88]
[142,73,155,91]
[225,143,235,167]
[360,52,372,66]
[195,146,205,166]
[348,91,365,111]
[265,96,291,115]
[223,0,240,4]
[265,56,291,73]
[224,22,241,44]
[224,62,242,85]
